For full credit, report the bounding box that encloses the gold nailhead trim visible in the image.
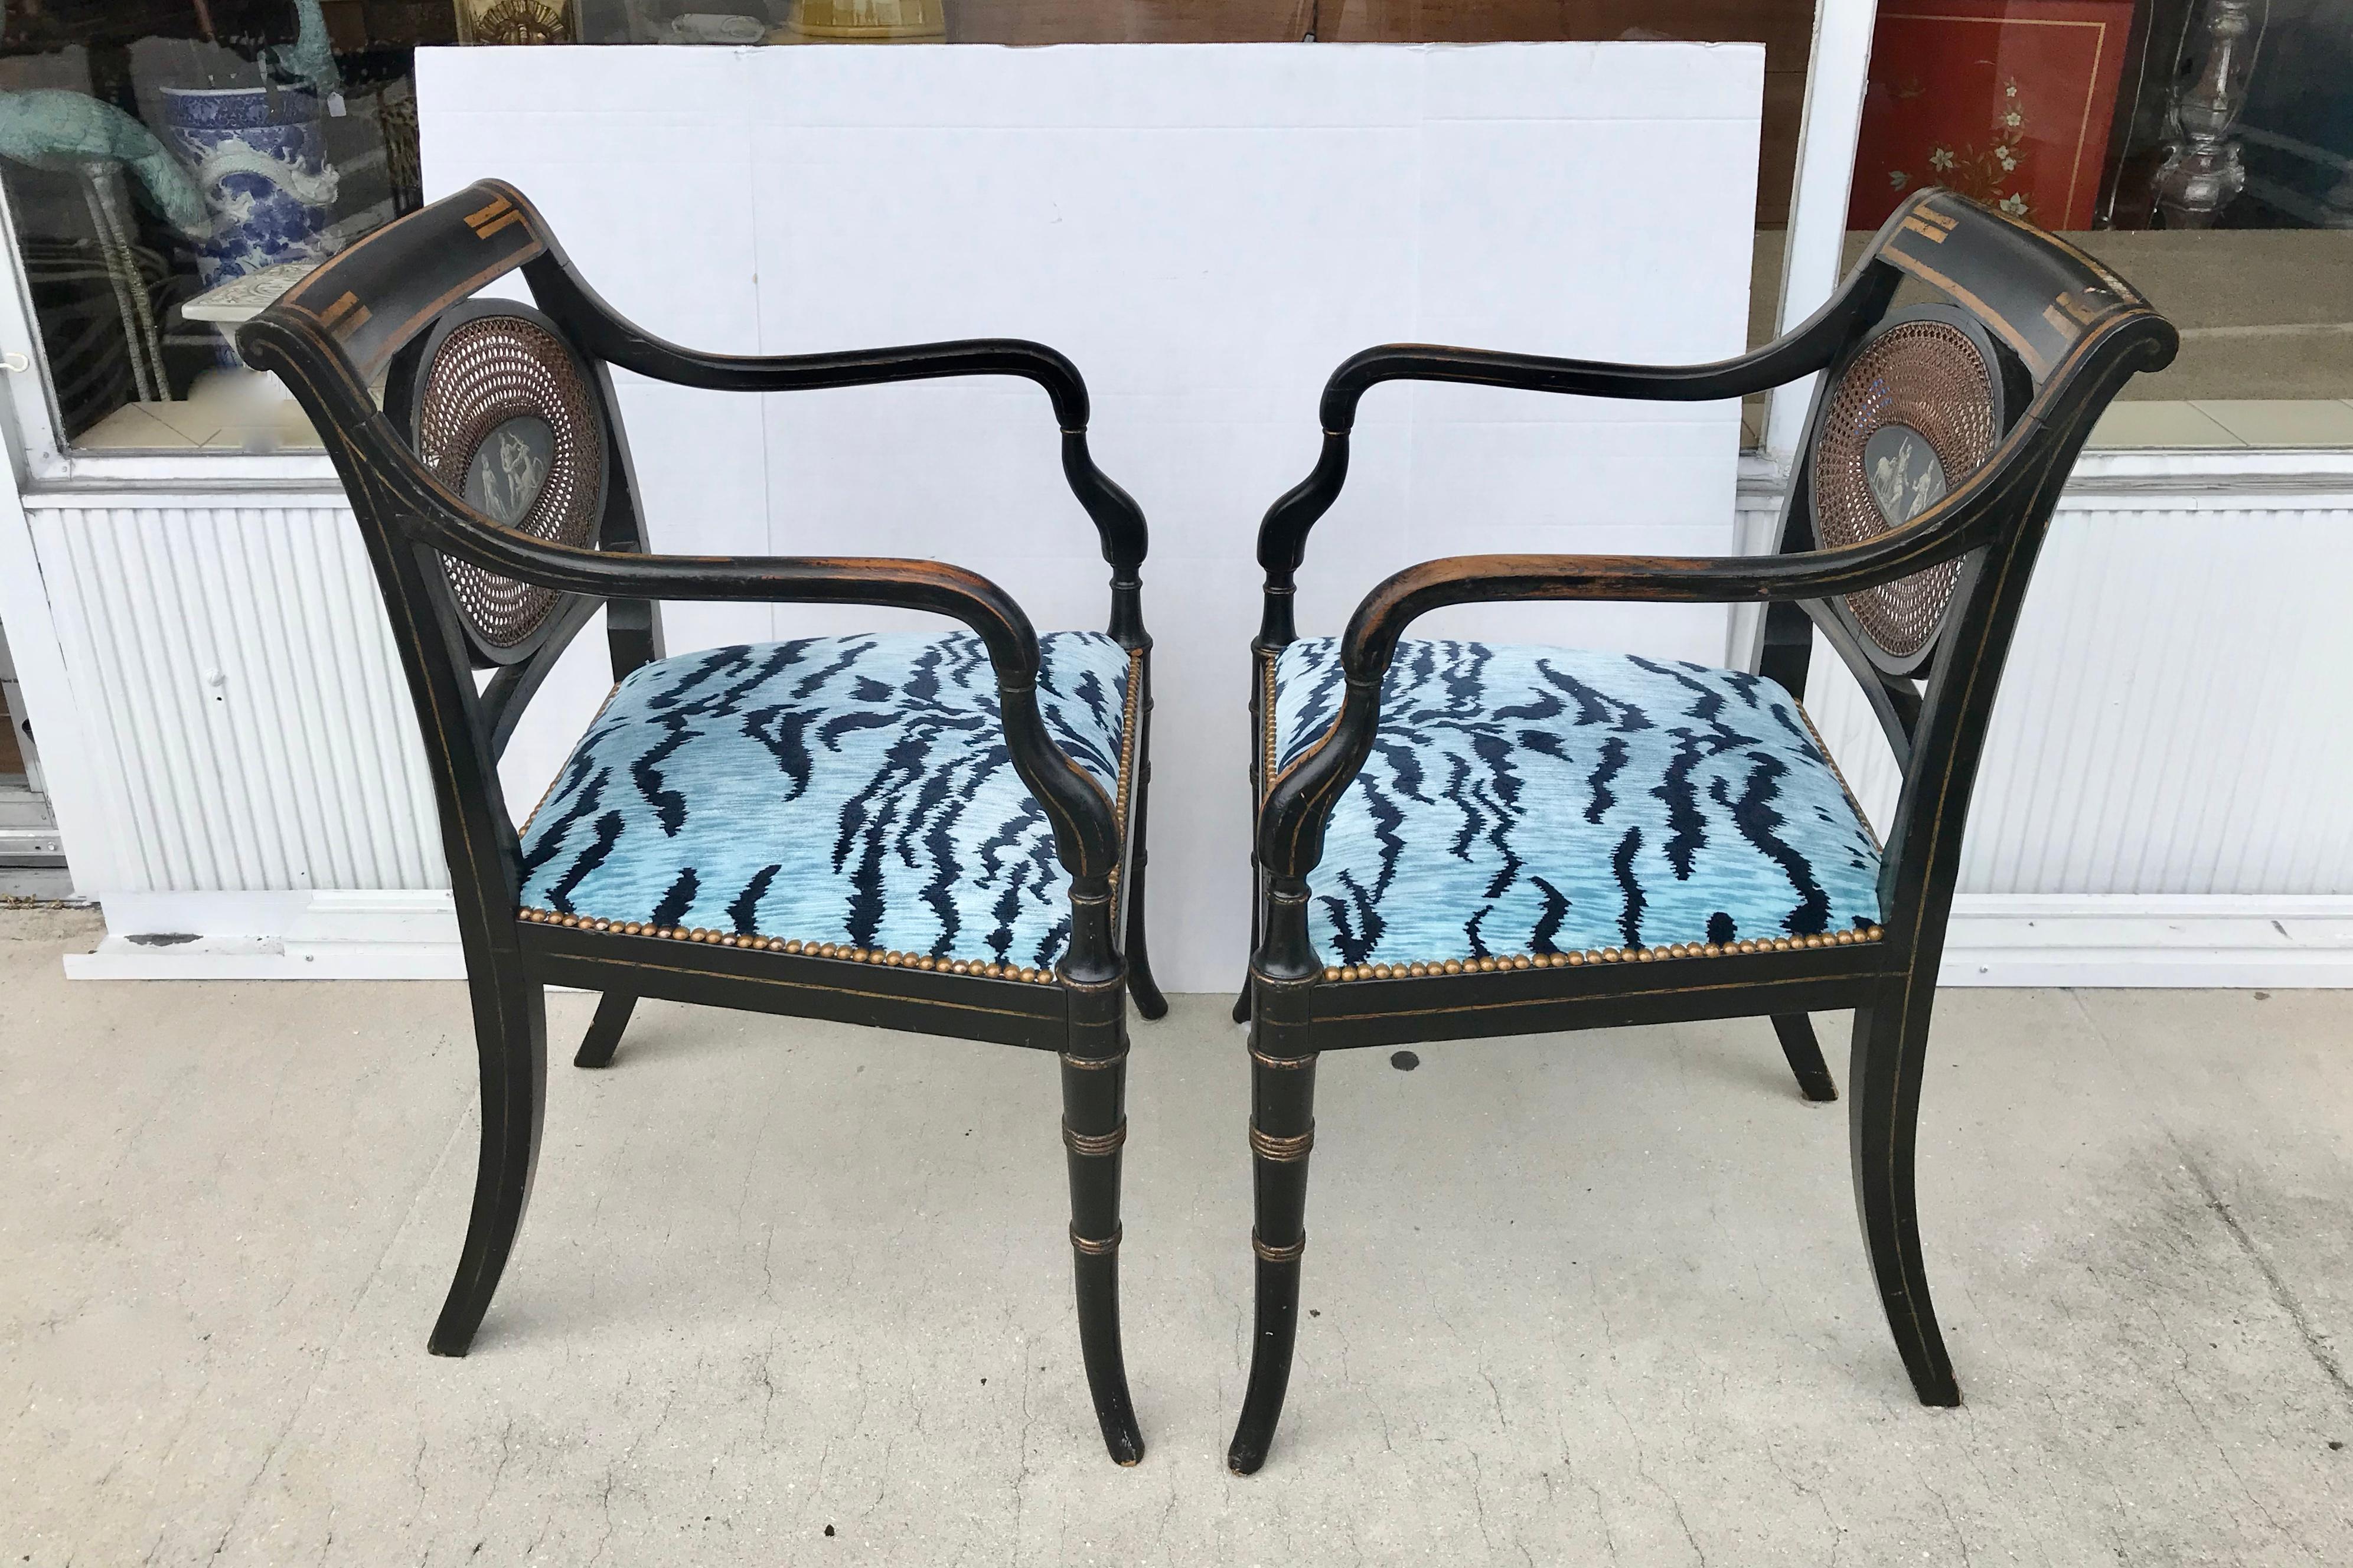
[512,901,1879,988]
[508,908,1059,981]
[1258,651,1279,800]
[1109,646,1144,885]
[1794,695,1883,854]
[1309,921,1884,979]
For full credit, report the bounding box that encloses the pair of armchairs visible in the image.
[241,182,2175,1473]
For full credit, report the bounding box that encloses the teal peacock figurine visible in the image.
[262,0,344,101]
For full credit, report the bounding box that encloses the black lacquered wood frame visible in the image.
[239,181,1164,1466]
[1228,190,2177,1472]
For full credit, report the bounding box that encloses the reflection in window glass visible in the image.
[0,2,445,452]
[2,2,1819,454]
[1846,0,2353,440]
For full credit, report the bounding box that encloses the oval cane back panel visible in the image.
[413,313,606,653]
[1811,319,2000,661]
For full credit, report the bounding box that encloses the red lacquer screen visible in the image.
[1849,0,2133,231]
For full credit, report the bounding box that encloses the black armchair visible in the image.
[1228,190,2177,1471]
[240,181,1163,1465]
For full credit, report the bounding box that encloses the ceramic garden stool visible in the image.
[240,180,1164,1466]
[1225,189,2177,1472]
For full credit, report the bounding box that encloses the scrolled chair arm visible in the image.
[524,259,1148,574]
[1256,269,1901,594]
[240,308,1126,883]
[406,497,1125,883]
[1255,425,2058,880]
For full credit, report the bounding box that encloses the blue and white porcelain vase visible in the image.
[161,85,340,288]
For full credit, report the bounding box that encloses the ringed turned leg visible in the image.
[1227,973,1318,1474]
[429,971,547,1355]
[572,991,637,1069]
[1771,1012,1838,1102]
[1848,986,1959,1405]
[1063,959,1145,1465]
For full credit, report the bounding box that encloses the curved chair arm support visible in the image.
[409,506,1124,882]
[524,258,1148,574]
[1252,260,1905,613]
[481,592,603,763]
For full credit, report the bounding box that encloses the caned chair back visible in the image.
[1807,306,2016,668]
[256,181,635,668]
[1792,190,2156,678]
[389,301,612,660]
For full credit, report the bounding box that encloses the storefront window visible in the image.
[1846,0,2353,446]
[1,2,1814,457]
[0,4,440,454]
[15,4,2335,460]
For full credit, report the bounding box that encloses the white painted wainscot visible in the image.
[23,446,2353,988]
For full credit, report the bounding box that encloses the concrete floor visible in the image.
[5,907,2350,1566]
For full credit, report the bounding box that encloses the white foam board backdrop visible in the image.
[418,41,1764,992]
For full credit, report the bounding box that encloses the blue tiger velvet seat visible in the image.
[1271,638,1881,970]
[518,631,1135,974]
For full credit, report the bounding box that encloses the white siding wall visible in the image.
[1806,494,2353,896]
[30,503,445,894]
[24,484,2353,984]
